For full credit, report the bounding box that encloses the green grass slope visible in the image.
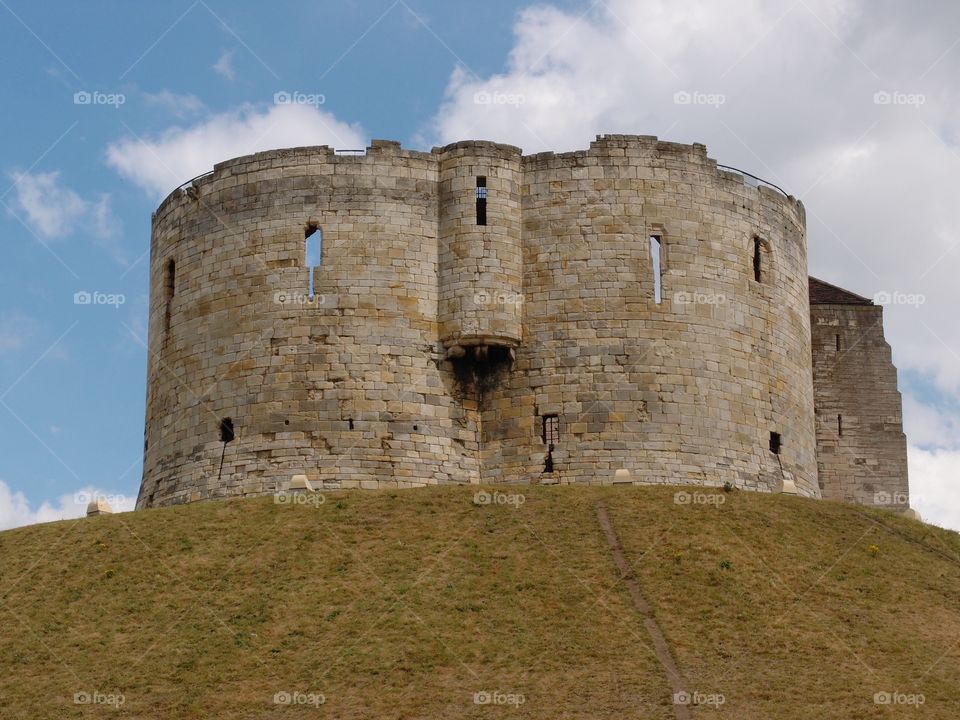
[0,485,957,719]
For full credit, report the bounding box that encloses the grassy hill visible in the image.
[0,484,958,719]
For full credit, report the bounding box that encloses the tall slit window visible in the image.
[164,258,176,332]
[476,176,487,226]
[753,237,764,282]
[305,225,322,298]
[837,414,843,437]
[650,236,663,304]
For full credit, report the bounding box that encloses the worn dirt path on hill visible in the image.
[596,501,691,720]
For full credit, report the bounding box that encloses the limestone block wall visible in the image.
[810,298,909,508]
[478,135,818,495]
[139,135,837,508]
[139,142,480,507]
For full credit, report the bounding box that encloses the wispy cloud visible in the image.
[904,393,960,451]
[213,49,235,80]
[7,170,120,242]
[0,312,37,356]
[142,89,207,118]
[8,170,87,238]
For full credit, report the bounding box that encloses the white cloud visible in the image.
[903,393,960,450]
[909,446,960,532]
[9,171,88,237]
[105,103,367,198]
[90,193,120,239]
[0,480,136,531]
[427,0,960,530]
[7,170,120,243]
[213,49,235,80]
[0,312,36,356]
[142,90,207,118]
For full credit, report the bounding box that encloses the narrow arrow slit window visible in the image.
[164,259,176,333]
[650,236,662,304]
[476,176,487,226]
[305,225,322,298]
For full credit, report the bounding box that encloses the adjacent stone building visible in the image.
[137,135,908,510]
[809,278,909,508]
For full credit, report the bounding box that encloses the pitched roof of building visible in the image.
[808,276,874,306]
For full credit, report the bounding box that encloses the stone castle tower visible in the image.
[137,135,909,510]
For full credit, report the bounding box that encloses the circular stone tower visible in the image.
[438,141,523,351]
[138,136,819,508]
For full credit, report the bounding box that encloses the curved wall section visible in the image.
[438,141,523,348]
[482,136,817,495]
[139,141,479,507]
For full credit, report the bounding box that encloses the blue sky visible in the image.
[0,0,520,522]
[1,0,958,529]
